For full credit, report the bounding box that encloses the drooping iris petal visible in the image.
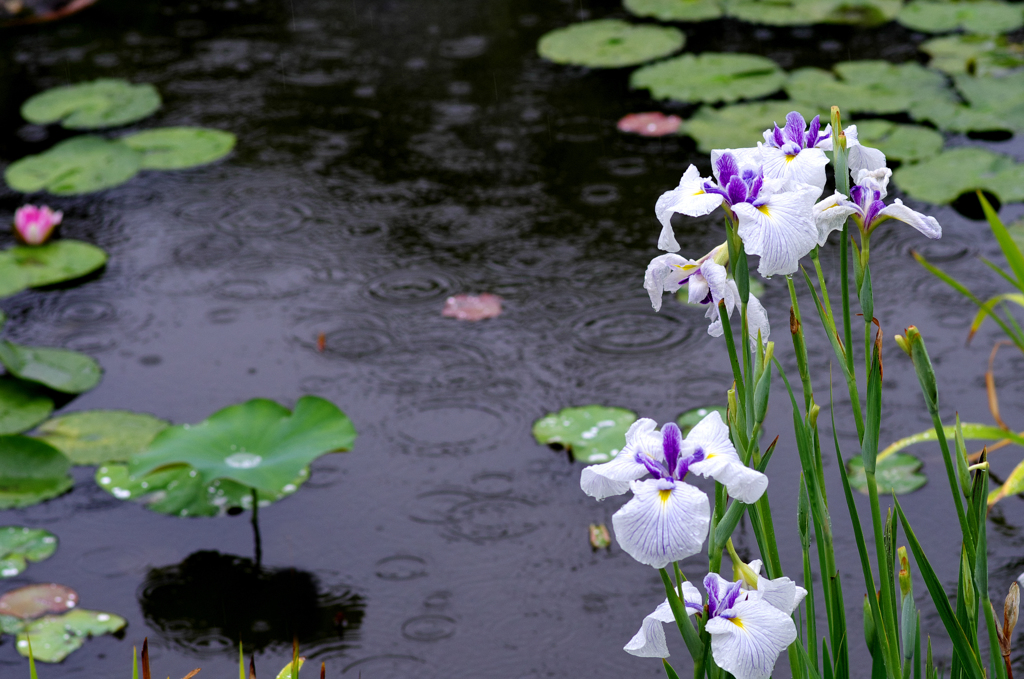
[612,478,710,568]
[813,191,860,247]
[744,560,808,616]
[656,165,724,252]
[686,413,767,504]
[734,184,820,278]
[581,418,663,500]
[758,146,829,194]
[644,254,697,312]
[706,280,739,338]
[844,124,887,175]
[745,294,771,345]
[876,199,942,239]
[705,595,798,679]
[854,167,892,199]
[624,585,702,658]
[698,259,730,304]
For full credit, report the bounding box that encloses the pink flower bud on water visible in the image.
[13,204,62,245]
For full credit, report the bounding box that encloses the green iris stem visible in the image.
[787,277,814,413]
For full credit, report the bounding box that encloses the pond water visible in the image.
[1,0,1024,677]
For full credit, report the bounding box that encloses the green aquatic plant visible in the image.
[537,19,685,68]
[920,35,1024,76]
[787,60,954,115]
[0,528,57,578]
[893,147,1024,205]
[35,410,169,465]
[120,127,237,170]
[0,239,108,298]
[5,135,141,195]
[631,53,785,104]
[21,78,161,130]
[897,0,1024,35]
[0,436,74,509]
[532,405,637,463]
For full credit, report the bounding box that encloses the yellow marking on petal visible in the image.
[785,154,798,163]
[692,189,706,196]
[729,617,745,629]
[658,489,672,504]
[757,205,771,216]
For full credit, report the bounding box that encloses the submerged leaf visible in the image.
[4,136,141,195]
[21,78,161,129]
[0,379,53,435]
[0,527,57,578]
[537,20,685,68]
[119,127,237,170]
[532,405,637,463]
[16,608,126,663]
[0,583,77,619]
[35,410,169,465]
[847,453,927,495]
[0,436,73,509]
[0,241,108,298]
[892,147,1024,204]
[681,101,802,152]
[787,60,954,115]
[441,293,503,321]
[617,112,683,137]
[852,120,944,163]
[624,0,724,22]
[0,341,102,394]
[897,0,1024,35]
[631,52,785,104]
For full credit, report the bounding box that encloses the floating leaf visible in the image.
[892,147,1024,205]
[920,35,1024,76]
[912,71,1024,133]
[988,458,1024,505]
[853,120,944,163]
[442,293,503,321]
[537,20,685,68]
[0,436,73,509]
[129,396,356,494]
[787,60,954,115]
[681,101,802,152]
[0,583,77,619]
[724,0,836,24]
[16,608,126,663]
[632,53,785,105]
[897,0,1023,35]
[532,405,637,463]
[5,135,141,195]
[0,380,53,435]
[95,463,307,517]
[0,528,57,578]
[21,78,161,129]
[35,410,169,465]
[847,453,927,495]
[624,0,724,22]
[676,406,727,436]
[822,0,902,24]
[0,341,102,394]
[0,241,108,298]
[617,112,684,136]
[119,127,237,170]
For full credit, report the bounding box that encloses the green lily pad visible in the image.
[631,53,785,104]
[892,147,1024,204]
[35,410,169,465]
[847,453,927,495]
[0,241,108,298]
[129,396,356,494]
[0,436,73,509]
[96,463,308,517]
[921,35,1024,76]
[16,608,127,663]
[676,406,727,436]
[852,120,944,163]
[787,60,954,115]
[897,0,1023,35]
[0,583,77,619]
[680,101,806,152]
[532,405,637,463]
[0,341,102,394]
[119,127,237,170]
[912,71,1024,134]
[537,19,685,68]
[821,0,902,24]
[4,136,141,196]
[624,0,724,22]
[724,0,899,25]
[21,78,161,129]
[0,380,53,435]
[0,528,57,578]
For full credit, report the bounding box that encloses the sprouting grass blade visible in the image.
[27,637,37,679]
[663,658,683,679]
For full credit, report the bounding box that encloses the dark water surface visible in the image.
[1,0,1023,677]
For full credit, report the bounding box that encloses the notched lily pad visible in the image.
[16,608,126,663]
[21,78,161,129]
[624,0,724,22]
[537,20,685,68]
[897,0,1024,35]
[921,35,1024,76]
[119,127,237,170]
[0,379,53,435]
[632,53,784,104]
[0,527,57,578]
[35,410,169,465]
[892,147,1024,204]
[532,405,637,463]
[5,135,141,195]
[0,341,102,394]
[0,583,77,619]
[852,120,944,163]
[0,241,108,299]
[787,60,954,115]
[0,436,73,509]
[847,454,927,495]
[681,101,803,152]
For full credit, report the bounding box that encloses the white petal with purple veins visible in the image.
[845,125,887,175]
[854,167,892,199]
[644,254,698,312]
[687,413,767,504]
[711,148,762,180]
[581,418,663,500]
[735,184,820,278]
[624,586,703,658]
[656,166,723,252]
[758,146,829,194]
[612,478,710,568]
[876,199,942,239]
[705,596,798,679]
[813,191,860,246]
[746,294,771,345]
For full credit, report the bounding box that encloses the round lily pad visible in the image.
[0,583,77,619]
[21,78,161,129]
[631,53,785,104]
[0,436,73,509]
[35,410,169,465]
[681,101,804,152]
[821,0,902,25]
[852,120,944,163]
[921,35,1024,76]
[624,0,724,22]
[129,396,356,495]
[0,341,102,394]
[897,0,1024,35]
[676,406,727,436]
[892,147,1024,204]
[537,20,685,68]
[847,453,927,495]
[0,527,57,578]
[16,608,127,663]
[5,135,141,196]
[724,0,836,24]
[532,405,637,463]
[0,241,108,299]
[916,71,1024,134]
[787,60,954,115]
[0,379,53,435]
[119,127,237,170]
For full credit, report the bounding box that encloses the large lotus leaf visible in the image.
[631,53,784,104]
[119,127,237,170]
[847,453,927,495]
[21,78,161,129]
[36,410,169,465]
[681,101,810,152]
[0,379,53,435]
[0,583,77,619]
[16,609,127,663]
[532,405,637,463]
[0,528,57,578]
[537,20,685,68]
[95,463,308,517]
[921,35,1024,76]
[129,396,356,494]
[786,60,954,115]
[624,0,724,21]
[0,341,102,394]
[0,241,108,298]
[4,136,141,195]
[892,147,1024,204]
[897,0,1023,34]
[853,120,944,163]
[723,0,836,24]
[0,436,73,509]
[915,71,1024,133]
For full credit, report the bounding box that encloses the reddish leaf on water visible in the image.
[617,112,682,137]
[442,293,503,321]
[0,583,78,619]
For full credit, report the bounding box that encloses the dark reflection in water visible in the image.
[139,551,364,656]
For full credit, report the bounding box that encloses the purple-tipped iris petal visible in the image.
[772,125,786,148]
[726,176,748,205]
[783,111,806,146]
[805,115,821,148]
[675,446,705,479]
[705,573,743,619]
[863,199,886,229]
[716,152,739,186]
[661,422,683,475]
[637,452,670,480]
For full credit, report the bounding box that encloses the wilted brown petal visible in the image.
[442,293,503,321]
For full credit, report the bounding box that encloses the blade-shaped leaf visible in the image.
[880,423,1024,461]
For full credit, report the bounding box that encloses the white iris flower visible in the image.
[818,123,888,176]
[755,111,832,193]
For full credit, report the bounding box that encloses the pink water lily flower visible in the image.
[13,204,63,246]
